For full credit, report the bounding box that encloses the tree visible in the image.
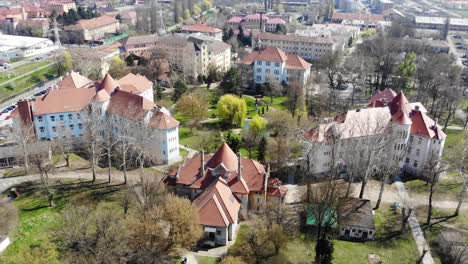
[172,79,188,102]
[30,151,55,207]
[108,57,128,79]
[249,115,266,137]
[58,205,129,263]
[395,52,416,92]
[217,94,247,127]
[268,223,288,255]
[287,82,306,121]
[425,154,447,225]
[318,51,342,108]
[275,24,287,34]
[265,110,294,137]
[57,50,73,76]
[220,68,242,96]
[82,106,104,182]
[242,130,259,159]
[265,76,283,103]
[16,241,60,264]
[102,118,118,183]
[13,121,35,174]
[267,135,290,170]
[257,137,267,163]
[176,92,209,131]
[315,237,334,264]
[206,64,221,88]
[446,132,468,216]
[155,83,164,100]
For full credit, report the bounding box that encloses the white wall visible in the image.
[0,237,10,253]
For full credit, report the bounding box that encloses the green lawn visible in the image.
[405,174,463,200]
[0,61,51,82]
[0,64,57,100]
[195,256,219,264]
[0,180,128,263]
[261,96,288,111]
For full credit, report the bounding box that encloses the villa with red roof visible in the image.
[166,143,287,245]
[307,89,446,177]
[237,46,311,90]
[12,71,180,164]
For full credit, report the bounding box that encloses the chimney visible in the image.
[17,100,33,126]
[237,152,242,180]
[199,149,205,178]
[415,105,420,112]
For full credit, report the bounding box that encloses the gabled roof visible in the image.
[368,88,397,104]
[148,111,179,129]
[64,16,118,31]
[32,87,96,115]
[93,88,110,103]
[106,89,154,120]
[338,197,375,230]
[181,23,222,33]
[389,92,412,116]
[227,16,243,23]
[410,110,446,140]
[118,73,152,94]
[98,73,119,95]
[193,178,240,227]
[58,71,93,89]
[266,18,286,24]
[255,47,287,63]
[206,143,238,171]
[245,14,268,20]
[285,54,311,70]
[125,34,159,46]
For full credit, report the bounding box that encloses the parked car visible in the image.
[337,83,348,90]
[1,109,9,113]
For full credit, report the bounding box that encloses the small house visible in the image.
[338,197,375,241]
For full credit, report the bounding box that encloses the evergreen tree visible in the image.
[220,68,242,96]
[226,133,241,153]
[315,237,334,264]
[172,79,187,102]
[257,137,267,163]
[155,84,164,100]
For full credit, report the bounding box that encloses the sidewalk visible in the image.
[394,180,434,264]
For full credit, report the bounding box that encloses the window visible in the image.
[50,116,55,122]
[352,229,355,232]
[52,126,56,132]
[69,124,74,130]
[37,116,43,122]
[68,114,73,120]
[216,230,221,235]
[408,147,412,154]
[275,62,280,67]
[256,76,261,81]
[77,113,80,120]
[78,123,82,129]
[274,70,279,75]
[416,149,420,156]
[39,127,44,133]
[266,61,271,66]
[414,160,418,168]
[405,158,409,164]
[418,138,422,144]
[59,115,64,121]
[256,68,261,73]
[266,69,270,74]
[257,61,262,65]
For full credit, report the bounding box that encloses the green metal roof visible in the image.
[306,205,337,228]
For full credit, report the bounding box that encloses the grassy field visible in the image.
[0,64,57,100]
[0,61,51,82]
[0,179,128,263]
[261,96,288,111]
[195,256,219,264]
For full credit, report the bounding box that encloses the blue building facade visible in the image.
[33,111,85,140]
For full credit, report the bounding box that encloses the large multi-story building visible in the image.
[252,32,343,62]
[12,71,180,164]
[307,89,446,177]
[225,14,286,33]
[237,47,311,89]
[64,16,120,42]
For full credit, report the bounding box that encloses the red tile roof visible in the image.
[98,73,119,95]
[93,88,110,103]
[193,178,240,227]
[149,111,179,129]
[181,23,222,33]
[32,87,96,115]
[206,143,238,171]
[64,16,118,31]
[58,71,93,89]
[118,73,152,94]
[245,14,268,20]
[227,16,243,23]
[368,88,397,105]
[239,47,310,70]
[106,89,154,120]
[410,111,446,140]
[266,18,286,24]
[285,54,311,70]
[255,47,287,63]
[389,92,412,116]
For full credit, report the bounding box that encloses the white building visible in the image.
[0,33,57,59]
[307,90,446,177]
[12,71,180,165]
[225,14,286,33]
[253,32,344,62]
[237,47,311,89]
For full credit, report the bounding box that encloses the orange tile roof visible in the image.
[193,178,240,227]
[255,47,287,63]
[64,15,118,31]
[118,73,152,94]
[149,111,179,129]
[32,87,96,115]
[206,143,239,171]
[410,111,446,140]
[181,23,222,33]
[285,54,311,70]
[58,71,93,89]
[93,88,110,102]
[368,88,397,104]
[106,89,154,120]
[98,73,119,95]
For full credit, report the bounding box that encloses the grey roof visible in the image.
[208,41,231,54]
[338,197,375,230]
[125,34,159,46]
[440,230,467,243]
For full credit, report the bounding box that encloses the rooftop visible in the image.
[181,23,222,33]
[64,15,118,31]
[338,197,375,230]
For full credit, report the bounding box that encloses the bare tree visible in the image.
[424,153,447,225]
[82,106,104,182]
[318,51,342,108]
[13,122,35,174]
[446,132,468,216]
[30,148,55,207]
[265,75,283,103]
[102,118,119,183]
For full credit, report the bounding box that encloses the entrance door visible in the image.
[345,229,350,237]
[362,232,368,239]
[208,232,215,240]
